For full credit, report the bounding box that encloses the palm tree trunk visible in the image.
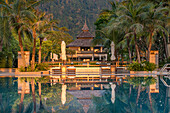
[134,33,141,63]
[18,30,26,67]
[128,85,132,112]
[135,84,141,113]
[0,39,3,52]
[127,36,132,63]
[136,84,141,104]
[31,78,36,113]
[148,87,153,113]
[39,82,43,109]
[147,32,153,62]
[31,28,36,71]
[19,80,26,113]
[162,33,168,59]
[43,56,46,62]
[128,85,132,99]
[38,39,43,64]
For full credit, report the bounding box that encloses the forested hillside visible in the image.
[39,0,111,38]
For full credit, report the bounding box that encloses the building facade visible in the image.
[66,21,107,61]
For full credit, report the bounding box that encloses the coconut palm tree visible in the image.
[0,11,11,52]
[37,76,50,110]
[142,3,169,61]
[128,77,156,113]
[37,14,59,64]
[19,78,27,113]
[31,78,36,113]
[0,0,41,68]
[119,0,148,63]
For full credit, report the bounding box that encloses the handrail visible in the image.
[160,76,170,87]
[160,63,170,72]
[159,63,170,87]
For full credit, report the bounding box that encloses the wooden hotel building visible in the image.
[66,21,107,61]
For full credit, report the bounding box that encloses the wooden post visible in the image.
[61,66,67,79]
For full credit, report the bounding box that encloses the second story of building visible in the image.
[67,20,104,53]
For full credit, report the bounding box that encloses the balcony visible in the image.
[77,51,107,54]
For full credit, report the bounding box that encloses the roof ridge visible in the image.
[82,20,89,31]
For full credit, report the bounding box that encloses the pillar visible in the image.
[105,54,107,61]
[99,55,101,61]
[100,47,103,52]
[18,51,30,68]
[92,56,94,61]
[61,66,67,79]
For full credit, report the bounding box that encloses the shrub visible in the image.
[128,61,156,71]
[0,52,6,68]
[142,61,156,71]
[36,63,49,71]
[19,65,32,72]
[7,52,13,68]
[128,61,144,71]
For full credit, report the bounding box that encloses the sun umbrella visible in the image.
[61,84,67,105]
[61,41,66,61]
[111,41,116,60]
[111,84,116,103]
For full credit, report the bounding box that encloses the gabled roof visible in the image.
[76,31,94,38]
[66,39,102,47]
[76,20,94,38]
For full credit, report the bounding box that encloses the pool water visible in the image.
[0,77,169,113]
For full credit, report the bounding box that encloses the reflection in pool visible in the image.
[0,77,169,113]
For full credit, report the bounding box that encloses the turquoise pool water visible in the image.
[0,77,169,113]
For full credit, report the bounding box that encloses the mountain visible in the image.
[40,0,111,38]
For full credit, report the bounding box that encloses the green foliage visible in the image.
[128,61,156,71]
[36,63,49,71]
[7,52,13,68]
[19,63,49,72]
[0,52,6,68]
[128,77,156,87]
[40,0,111,37]
[19,65,33,72]
[159,57,170,67]
[94,0,169,63]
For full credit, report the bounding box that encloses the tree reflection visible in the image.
[128,77,156,113]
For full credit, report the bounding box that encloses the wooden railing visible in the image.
[43,61,130,67]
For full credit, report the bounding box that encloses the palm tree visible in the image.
[116,18,133,63]
[31,78,36,113]
[24,9,45,71]
[119,0,147,63]
[128,77,156,113]
[0,0,40,68]
[37,76,50,110]
[143,3,169,61]
[19,78,26,113]
[0,9,11,52]
[93,27,124,60]
[37,14,59,64]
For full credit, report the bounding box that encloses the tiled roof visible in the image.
[66,39,102,47]
[76,31,94,38]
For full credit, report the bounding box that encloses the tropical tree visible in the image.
[37,76,50,110]
[143,3,169,61]
[36,13,59,64]
[19,78,27,113]
[0,0,40,68]
[66,48,76,60]
[118,0,149,63]
[128,77,156,113]
[31,78,36,113]
[0,10,11,52]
